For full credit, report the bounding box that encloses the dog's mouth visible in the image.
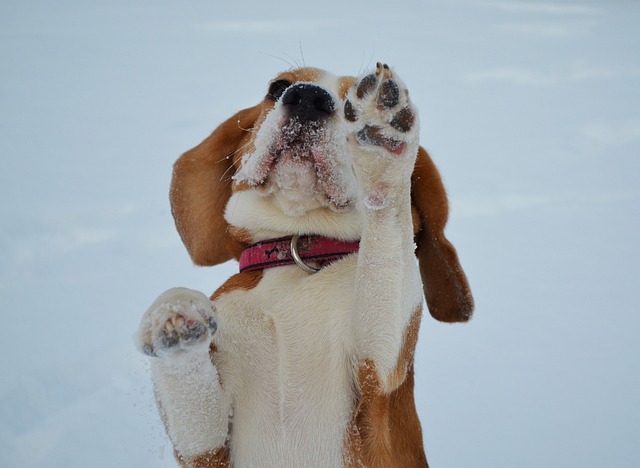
[271,118,328,162]
[236,115,355,214]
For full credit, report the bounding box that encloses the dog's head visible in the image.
[169,67,473,322]
[233,68,358,217]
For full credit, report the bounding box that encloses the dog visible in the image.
[136,63,473,467]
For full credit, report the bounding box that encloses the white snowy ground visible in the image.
[1,0,638,466]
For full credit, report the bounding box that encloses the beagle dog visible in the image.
[136,63,473,467]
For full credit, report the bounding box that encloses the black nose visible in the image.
[281,83,336,122]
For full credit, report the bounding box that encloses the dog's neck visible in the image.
[238,235,360,273]
[224,191,363,244]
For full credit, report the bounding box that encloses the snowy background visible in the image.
[1,0,639,466]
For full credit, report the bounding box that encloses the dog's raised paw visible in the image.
[345,62,418,157]
[136,288,217,358]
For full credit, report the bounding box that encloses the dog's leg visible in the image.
[135,288,231,466]
[345,63,424,393]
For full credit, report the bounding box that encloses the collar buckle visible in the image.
[290,235,320,274]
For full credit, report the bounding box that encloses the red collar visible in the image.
[239,235,360,273]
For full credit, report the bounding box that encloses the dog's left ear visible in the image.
[170,105,261,266]
[411,147,474,322]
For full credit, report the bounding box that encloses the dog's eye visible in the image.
[267,79,292,101]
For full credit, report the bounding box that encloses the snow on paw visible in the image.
[363,183,391,210]
[345,62,418,159]
[135,288,217,358]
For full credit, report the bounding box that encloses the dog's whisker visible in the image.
[259,51,296,70]
[229,140,254,158]
[214,139,254,166]
[298,40,306,68]
[216,139,257,183]
[357,51,366,78]
[282,52,302,70]
[236,119,256,133]
[365,48,376,75]
[219,164,238,183]
[218,154,243,181]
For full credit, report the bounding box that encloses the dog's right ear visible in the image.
[170,105,262,266]
[412,147,475,323]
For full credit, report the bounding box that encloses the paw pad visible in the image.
[377,79,400,109]
[356,125,405,156]
[389,107,415,133]
[345,62,416,153]
[137,288,218,358]
[344,99,357,122]
[356,73,378,99]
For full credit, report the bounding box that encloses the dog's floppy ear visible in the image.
[170,105,261,266]
[412,147,474,322]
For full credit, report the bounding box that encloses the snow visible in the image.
[1,0,639,467]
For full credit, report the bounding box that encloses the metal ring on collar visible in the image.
[290,235,320,274]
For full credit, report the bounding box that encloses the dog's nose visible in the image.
[281,83,335,122]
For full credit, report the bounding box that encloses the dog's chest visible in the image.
[213,258,358,466]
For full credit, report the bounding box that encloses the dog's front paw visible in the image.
[135,288,217,358]
[345,63,419,208]
[345,62,418,159]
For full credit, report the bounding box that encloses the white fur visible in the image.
[138,67,424,466]
[137,288,230,457]
[212,263,358,466]
[224,190,363,243]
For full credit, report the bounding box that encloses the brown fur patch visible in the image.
[225,226,255,260]
[211,270,264,302]
[273,67,322,85]
[170,105,261,266]
[344,309,428,467]
[411,205,421,236]
[338,76,357,99]
[343,418,366,467]
[227,226,255,245]
[175,448,229,467]
[387,307,422,391]
[230,179,253,193]
[412,146,474,322]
